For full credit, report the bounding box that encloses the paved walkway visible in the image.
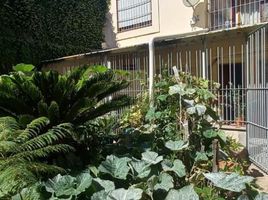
[247,164,268,193]
[223,128,268,192]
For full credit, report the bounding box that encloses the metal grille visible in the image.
[247,25,268,173]
[42,30,252,126]
[117,0,152,32]
[209,0,268,30]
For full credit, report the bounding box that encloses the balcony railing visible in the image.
[209,0,268,30]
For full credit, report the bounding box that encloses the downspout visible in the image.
[149,38,155,107]
[148,29,209,105]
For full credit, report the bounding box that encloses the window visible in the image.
[117,0,152,32]
[209,0,268,30]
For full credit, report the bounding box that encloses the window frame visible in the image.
[116,0,153,33]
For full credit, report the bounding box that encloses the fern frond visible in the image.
[75,95,132,124]
[12,144,75,161]
[14,123,73,153]
[16,117,50,142]
[0,141,17,155]
[26,162,66,175]
[0,164,37,197]
[0,117,20,132]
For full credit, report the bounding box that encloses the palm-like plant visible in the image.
[0,117,74,197]
[0,66,131,126]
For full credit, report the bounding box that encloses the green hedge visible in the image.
[0,0,109,71]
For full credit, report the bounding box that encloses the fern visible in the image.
[0,117,75,197]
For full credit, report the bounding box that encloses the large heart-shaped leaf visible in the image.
[169,83,186,96]
[154,173,174,191]
[165,140,188,151]
[162,159,186,177]
[98,155,131,180]
[45,174,76,197]
[254,193,268,200]
[142,151,163,165]
[187,104,206,116]
[195,152,208,162]
[91,190,108,200]
[75,173,92,195]
[165,185,199,200]
[203,129,218,138]
[107,188,143,200]
[203,172,254,192]
[93,178,115,193]
[130,160,151,179]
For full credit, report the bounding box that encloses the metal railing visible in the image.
[209,0,268,30]
[247,24,268,173]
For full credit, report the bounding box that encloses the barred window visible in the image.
[117,0,152,32]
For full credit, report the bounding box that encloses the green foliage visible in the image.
[0,66,131,126]
[0,117,74,198]
[10,69,265,200]
[0,0,109,69]
[203,172,254,192]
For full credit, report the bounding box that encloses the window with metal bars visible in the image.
[209,0,268,30]
[117,0,152,32]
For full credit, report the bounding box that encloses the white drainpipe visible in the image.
[148,29,209,105]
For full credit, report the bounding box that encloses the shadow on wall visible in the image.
[103,12,118,49]
[193,2,207,29]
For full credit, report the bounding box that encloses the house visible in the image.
[42,0,268,172]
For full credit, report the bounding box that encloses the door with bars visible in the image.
[247,24,268,173]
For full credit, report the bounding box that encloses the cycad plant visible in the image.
[0,66,131,127]
[0,116,74,198]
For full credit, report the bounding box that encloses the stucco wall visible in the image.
[103,0,208,48]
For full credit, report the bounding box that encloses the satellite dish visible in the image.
[182,0,200,7]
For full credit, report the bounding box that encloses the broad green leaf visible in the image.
[92,190,108,200]
[203,129,218,139]
[203,172,254,192]
[203,130,226,143]
[186,88,196,95]
[217,130,227,143]
[75,173,92,195]
[108,188,143,200]
[165,140,188,151]
[165,185,199,200]
[154,173,174,191]
[162,159,186,177]
[142,151,163,165]
[195,152,208,162]
[237,195,250,200]
[93,178,115,193]
[254,193,268,200]
[45,174,76,197]
[11,183,44,200]
[145,107,156,121]
[187,107,196,115]
[98,155,131,180]
[195,104,207,116]
[130,160,151,179]
[169,83,186,96]
[13,64,35,72]
[157,95,168,102]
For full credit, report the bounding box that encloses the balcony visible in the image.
[209,0,268,30]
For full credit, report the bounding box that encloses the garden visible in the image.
[0,64,267,200]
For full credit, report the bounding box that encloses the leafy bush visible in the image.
[0,117,74,198]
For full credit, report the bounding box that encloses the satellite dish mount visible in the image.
[182,0,200,26]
